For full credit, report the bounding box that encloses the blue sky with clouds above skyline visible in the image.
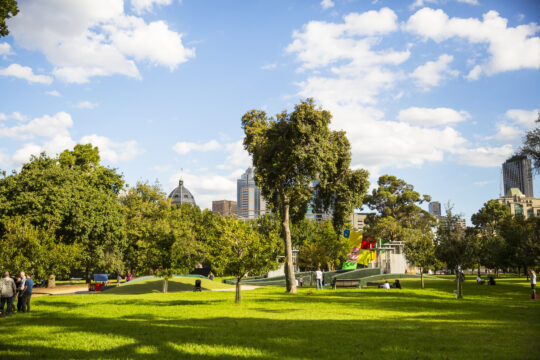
[1,0,539,222]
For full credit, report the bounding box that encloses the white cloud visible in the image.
[287,8,401,70]
[261,63,277,70]
[410,54,459,88]
[0,112,72,140]
[0,64,53,84]
[76,101,98,109]
[286,9,479,173]
[491,108,539,142]
[45,90,61,97]
[131,0,173,14]
[0,112,27,122]
[506,109,538,128]
[409,0,437,11]
[457,0,479,5]
[397,107,470,127]
[0,42,13,56]
[457,144,514,167]
[172,140,221,155]
[9,0,194,83]
[217,140,252,170]
[320,0,335,10]
[80,134,143,163]
[405,8,540,78]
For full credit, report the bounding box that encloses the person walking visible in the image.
[0,272,16,317]
[316,268,323,291]
[531,269,537,300]
[21,274,34,313]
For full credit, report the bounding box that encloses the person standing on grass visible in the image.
[531,270,537,300]
[0,272,16,317]
[316,268,323,290]
[21,274,34,313]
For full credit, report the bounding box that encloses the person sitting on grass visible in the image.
[208,272,214,281]
[488,276,496,286]
[392,280,401,289]
[382,281,390,289]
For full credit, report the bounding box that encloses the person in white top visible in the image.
[382,281,390,289]
[315,268,323,290]
[530,269,536,300]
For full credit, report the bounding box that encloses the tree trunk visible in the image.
[163,278,168,293]
[235,277,242,303]
[457,269,463,299]
[85,266,91,284]
[281,197,297,294]
[477,264,481,277]
[47,274,56,288]
[421,267,424,289]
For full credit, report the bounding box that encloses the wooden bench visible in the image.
[333,279,359,289]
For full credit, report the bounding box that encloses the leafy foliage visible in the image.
[0,0,18,37]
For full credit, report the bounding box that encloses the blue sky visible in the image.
[1,0,539,222]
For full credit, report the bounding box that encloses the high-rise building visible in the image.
[212,200,237,217]
[428,201,442,216]
[168,179,196,206]
[237,168,266,220]
[503,155,534,197]
[496,187,540,219]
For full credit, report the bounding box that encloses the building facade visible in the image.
[212,200,237,217]
[428,201,442,216]
[503,156,534,198]
[237,168,266,220]
[496,187,540,219]
[349,212,369,232]
[168,179,196,206]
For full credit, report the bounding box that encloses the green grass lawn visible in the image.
[0,278,538,359]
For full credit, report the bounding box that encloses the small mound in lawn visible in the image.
[104,277,233,295]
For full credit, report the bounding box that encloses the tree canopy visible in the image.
[0,0,18,37]
[242,99,369,293]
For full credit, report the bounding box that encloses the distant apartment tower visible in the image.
[503,156,533,198]
[212,200,237,217]
[428,201,442,217]
[237,168,266,220]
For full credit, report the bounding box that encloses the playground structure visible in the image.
[223,268,441,288]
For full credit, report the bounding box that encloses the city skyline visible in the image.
[1,0,539,223]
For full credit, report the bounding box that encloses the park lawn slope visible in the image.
[105,277,233,295]
[0,278,537,359]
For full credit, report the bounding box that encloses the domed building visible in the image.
[168,179,196,206]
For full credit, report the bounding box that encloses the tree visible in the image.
[471,200,511,274]
[297,220,349,271]
[403,228,435,289]
[0,147,127,283]
[520,112,540,172]
[434,206,474,298]
[214,217,281,303]
[0,0,18,37]
[242,99,368,293]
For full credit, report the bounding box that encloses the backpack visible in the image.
[0,278,13,297]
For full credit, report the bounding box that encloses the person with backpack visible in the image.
[0,272,16,317]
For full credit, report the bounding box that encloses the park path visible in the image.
[32,284,259,296]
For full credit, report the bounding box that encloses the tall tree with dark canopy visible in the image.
[242,99,369,293]
[0,0,18,37]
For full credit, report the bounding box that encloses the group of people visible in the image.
[476,275,496,286]
[0,272,34,317]
[380,280,401,289]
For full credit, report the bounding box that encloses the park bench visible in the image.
[332,279,359,289]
